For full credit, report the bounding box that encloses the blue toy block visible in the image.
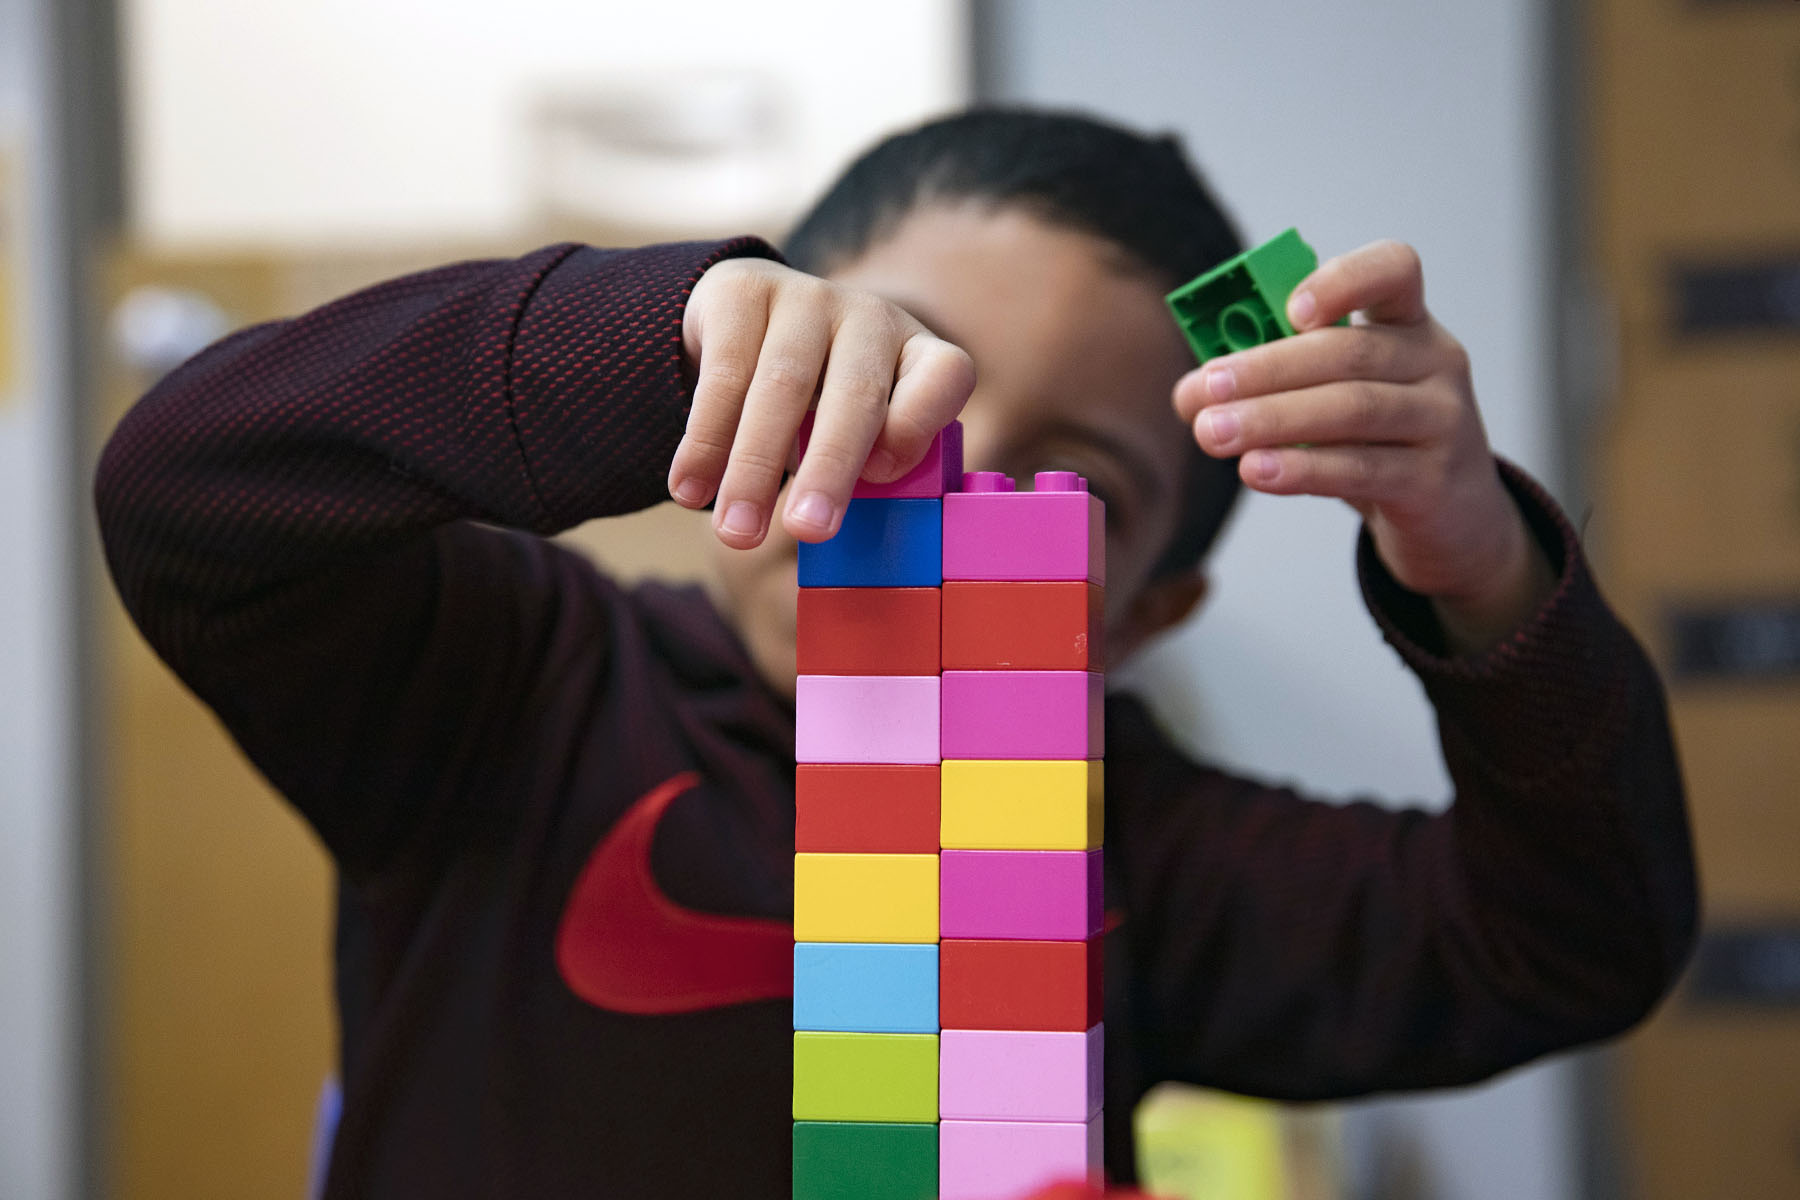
[794,943,940,1034]
[798,499,943,588]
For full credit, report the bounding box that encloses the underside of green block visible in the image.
[793,1121,938,1200]
[1165,227,1321,364]
[793,1032,938,1122]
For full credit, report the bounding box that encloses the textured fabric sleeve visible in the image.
[95,238,778,871]
[1107,460,1698,1099]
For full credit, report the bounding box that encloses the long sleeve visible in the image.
[95,238,778,874]
[1105,464,1699,1101]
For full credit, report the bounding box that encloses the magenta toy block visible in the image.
[938,1026,1104,1122]
[939,850,1102,940]
[940,671,1103,760]
[939,1118,1103,1200]
[942,471,1104,584]
[797,414,964,499]
[797,675,941,764]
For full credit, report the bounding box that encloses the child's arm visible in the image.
[1174,239,1557,654]
[1139,245,1698,1093]
[95,241,970,874]
[1106,479,1697,1094]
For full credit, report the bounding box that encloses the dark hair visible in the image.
[785,107,1245,577]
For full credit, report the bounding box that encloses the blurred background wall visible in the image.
[120,0,969,248]
[0,0,82,1196]
[3,1,1798,1197]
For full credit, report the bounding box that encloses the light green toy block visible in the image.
[1165,227,1324,364]
[792,1032,939,1123]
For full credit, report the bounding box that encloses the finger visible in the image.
[1287,240,1428,332]
[1237,443,1425,504]
[712,305,832,549]
[1192,380,1452,459]
[668,293,769,509]
[780,308,900,542]
[1174,323,1435,422]
[868,333,975,480]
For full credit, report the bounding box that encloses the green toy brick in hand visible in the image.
[1165,227,1331,364]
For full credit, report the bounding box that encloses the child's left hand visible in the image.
[1172,239,1556,653]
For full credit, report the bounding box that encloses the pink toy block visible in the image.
[941,671,1103,760]
[797,414,964,499]
[940,850,1103,940]
[938,1025,1104,1122]
[942,471,1104,584]
[939,1118,1103,1200]
[796,675,941,764]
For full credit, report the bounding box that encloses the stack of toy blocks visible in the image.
[937,469,1105,1200]
[791,423,1106,1199]
[792,421,963,1200]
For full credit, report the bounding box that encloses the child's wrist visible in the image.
[1428,504,1557,655]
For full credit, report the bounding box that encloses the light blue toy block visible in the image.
[793,943,940,1033]
[797,499,943,588]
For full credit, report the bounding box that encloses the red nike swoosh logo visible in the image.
[555,772,795,1014]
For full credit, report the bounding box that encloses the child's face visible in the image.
[710,201,1205,699]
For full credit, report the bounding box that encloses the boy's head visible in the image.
[710,108,1247,695]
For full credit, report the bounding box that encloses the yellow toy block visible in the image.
[794,853,939,943]
[793,1032,939,1122]
[940,760,1103,850]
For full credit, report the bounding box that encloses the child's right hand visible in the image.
[669,257,976,550]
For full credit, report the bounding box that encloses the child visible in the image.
[96,109,1696,1197]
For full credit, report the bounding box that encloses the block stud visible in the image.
[961,471,1015,493]
[1032,471,1085,493]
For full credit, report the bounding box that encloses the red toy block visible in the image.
[942,471,1104,584]
[941,582,1104,671]
[798,587,941,676]
[939,938,1103,1031]
[797,413,964,499]
[796,765,941,853]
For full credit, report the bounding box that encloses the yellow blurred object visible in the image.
[1134,1084,1343,1200]
[0,144,19,403]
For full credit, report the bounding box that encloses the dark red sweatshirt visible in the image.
[95,238,1697,1198]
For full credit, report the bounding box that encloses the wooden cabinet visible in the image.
[1588,4,1800,1197]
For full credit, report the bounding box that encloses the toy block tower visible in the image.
[792,421,963,1200]
[937,469,1106,1200]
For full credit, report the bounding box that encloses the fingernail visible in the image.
[790,490,836,532]
[1205,366,1237,402]
[719,501,761,538]
[1247,450,1281,483]
[1288,289,1317,328]
[1204,407,1240,446]
[671,476,707,506]
[865,448,899,480]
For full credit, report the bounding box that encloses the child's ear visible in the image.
[1108,571,1209,667]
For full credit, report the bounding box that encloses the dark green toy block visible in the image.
[793,1121,937,1200]
[1165,227,1323,363]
